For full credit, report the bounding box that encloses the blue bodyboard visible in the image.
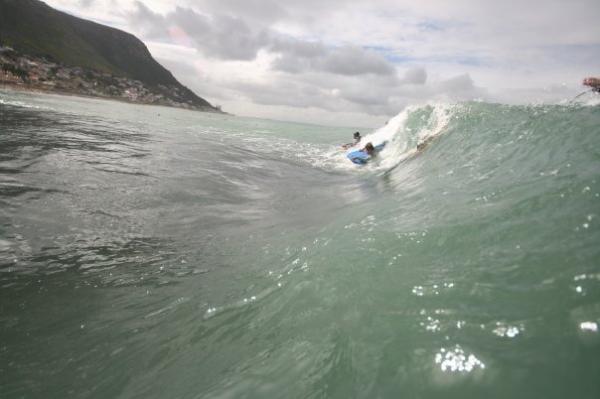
[346,141,387,165]
[347,150,369,164]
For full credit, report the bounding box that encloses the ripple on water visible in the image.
[411,281,455,297]
[492,322,523,338]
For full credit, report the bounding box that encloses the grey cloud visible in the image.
[129,2,398,76]
[127,1,493,119]
[437,74,477,94]
[129,2,268,60]
[270,40,396,76]
[319,47,395,76]
[156,44,486,118]
[270,37,327,59]
[129,2,167,39]
[173,8,265,60]
[190,0,288,25]
[271,55,311,74]
[401,67,427,84]
[323,74,401,107]
[227,80,330,110]
[298,71,485,114]
[220,70,406,116]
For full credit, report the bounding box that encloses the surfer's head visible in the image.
[353,131,361,141]
[364,142,375,155]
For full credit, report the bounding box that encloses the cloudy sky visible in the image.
[47,0,600,126]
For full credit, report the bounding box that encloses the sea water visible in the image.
[1,89,599,398]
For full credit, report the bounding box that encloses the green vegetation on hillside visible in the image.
[0,0,215,109]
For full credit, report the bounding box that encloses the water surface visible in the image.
[1,89,600,398]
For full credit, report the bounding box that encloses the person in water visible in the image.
[342,132,362,149]
[363,142,376,156]
[583,77,600,93]
[346,141,387,164]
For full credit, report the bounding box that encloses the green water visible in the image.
[1,89,599,398]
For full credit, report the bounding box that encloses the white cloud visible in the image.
[44,0,600,125]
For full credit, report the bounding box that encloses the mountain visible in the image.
[0,0,219,111]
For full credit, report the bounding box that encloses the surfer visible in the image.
[346,141,385,164]
[583,77,600,93]
[363,142,376,156]
[342,132,362,149]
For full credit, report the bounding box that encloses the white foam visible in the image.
[0,97,51,110]
[333,102,459,172]
[580,321,598,332]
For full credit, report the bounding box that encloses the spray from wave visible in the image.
[321,102,458,171]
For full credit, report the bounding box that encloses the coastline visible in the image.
[0,82,230,115]
[0,46,224,114]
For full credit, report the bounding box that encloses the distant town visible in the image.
[0,45,221,112]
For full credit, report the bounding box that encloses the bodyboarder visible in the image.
[342,132,362,149]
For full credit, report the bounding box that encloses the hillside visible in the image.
[0,0,219,111]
